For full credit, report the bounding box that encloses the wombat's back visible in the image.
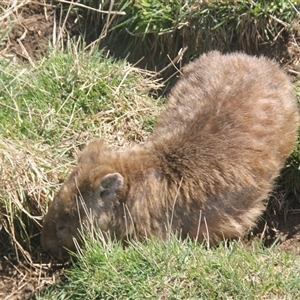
[154,52,298,158]
[152,51,298,164]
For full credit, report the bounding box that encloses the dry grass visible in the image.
[1,138,72,249]
[0,138,68,299]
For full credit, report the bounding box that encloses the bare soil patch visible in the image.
[1,0,78,63]
[277,210,300,253]
[0,1,300,299]
[252,204,300,255]
[1,1,54,62]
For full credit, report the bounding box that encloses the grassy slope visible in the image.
[0,49,162,143]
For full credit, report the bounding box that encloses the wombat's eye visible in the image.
[56,223,66,233]
[56,223,69,239]
[100,189,109,199]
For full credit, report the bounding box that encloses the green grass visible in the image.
[38,236,300,299]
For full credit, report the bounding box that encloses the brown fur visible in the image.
[41,51,299,259]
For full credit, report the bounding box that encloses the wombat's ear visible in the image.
[99,173,124,201]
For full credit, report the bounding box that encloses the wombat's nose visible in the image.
[41,238,70,261]
[53,248,70,261]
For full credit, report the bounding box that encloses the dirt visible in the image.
[1,1,51,62]
[0,1,300,299]
[0,257,67,300]
[0,0,78,62]
[277,211,300,253]
[252,206,300,254]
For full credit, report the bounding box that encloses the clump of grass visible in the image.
[0,137,71,262]
[74,0,300,75]
[37,235,300,299]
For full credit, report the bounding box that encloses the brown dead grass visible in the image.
[0,139,62,299]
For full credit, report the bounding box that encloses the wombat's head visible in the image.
[41,140,124,260]
[40,190,80,260]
